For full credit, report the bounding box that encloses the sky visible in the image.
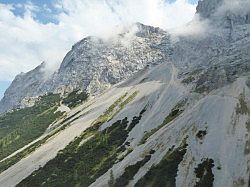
[0,0,199,99]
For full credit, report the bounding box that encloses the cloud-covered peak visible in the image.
[196,0,223,18]
[0,0,197,82]
[197,0,250,20]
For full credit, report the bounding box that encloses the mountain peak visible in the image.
[196,0,224,19]
[196,0,250,28]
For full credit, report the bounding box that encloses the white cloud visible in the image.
[216,0,250,16]
[0,0,197,81]
[169,14,212,39]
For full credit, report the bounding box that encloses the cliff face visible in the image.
[196,0,224,19]
[0,1,250,187]
[47,24,171,95]
[0,63,47,113]
[1,0,250,114]
[197,0,250,27]
[0,23,172,113]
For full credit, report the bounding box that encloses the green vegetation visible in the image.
[59,111,81,127]
[18,118,129,187]
[0,126,62,173]
[0,94,63,161]
[92,92,128,128]
[195,85,208,94]
[18,94,145,187]
[189,68,203,76]
[140,107,184,145]
[135,143,187,187]
[91,91,139,131]
[0,96,99,174]
[114,151,153,187]
[108,170,115,187]
[194,159,214,187]
[58,103,93,130]
[196,130,207,140]
[0,109,94,173]
[236,93,249,115]
[233,177,247,187]
[244,140,250,155]
[18,109,146,187]
[0,90,138,176]
[182,76,195,84]
[119,91,139,109]
[62,90,89,108]
[246,77,250,88]
[180,68,201,85]
[246,119,250,132]
[127,107,146,132]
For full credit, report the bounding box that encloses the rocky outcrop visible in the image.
[196,0,224,19]
[1,0,250,114]
[197,0,250,28]
[0,63,47,113]
[0,23,171,113]
[0,1,250,186]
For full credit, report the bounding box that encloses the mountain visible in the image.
[196,0,224,19]
[0,23,171,114]
[0,0,250,186]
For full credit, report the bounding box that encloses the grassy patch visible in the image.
[119,91,139,109]
[113,153,152,187]
[246,119,250,132]
[59,111,81,125]
[194,159,215,187]
[0,117,82,173]
[182,76,195,84]
[0,94,63,161]
[139,104,184,145]
[195,85,208,94]
[246,77,250,88]
[17,118,129,187]
[91,91,138,131]
[233,177,246,187]
[0,91,138,175]
[62,90,88,108]
[135,143,187,187]
[18,107,146,187]
[0,125,64,173]
[244,140,250,155]
[236,93,249,115]
[17,98,146,187]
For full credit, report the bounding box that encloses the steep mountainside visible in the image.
[0,23,171,113]
[0,0,250,187]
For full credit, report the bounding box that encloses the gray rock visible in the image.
[1,0,250,113]
[0,23,171,113]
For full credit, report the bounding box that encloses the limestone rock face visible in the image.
[0,1,250,187]
[196,0,224,19]
[1,0,250,114]
[0,23,171,113]
[197,0,250,27]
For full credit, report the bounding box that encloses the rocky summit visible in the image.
[0,23,171,113]
[0,0,250,187]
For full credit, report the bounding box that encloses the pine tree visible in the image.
[108,169,115,187]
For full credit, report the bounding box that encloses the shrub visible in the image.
[114,154,151,187]
[194,159,215,187]
[0,94,63,161]
[62,90,89,108]
[135,143,187,187]
[18,106,147,187]
[140,107,183,145]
